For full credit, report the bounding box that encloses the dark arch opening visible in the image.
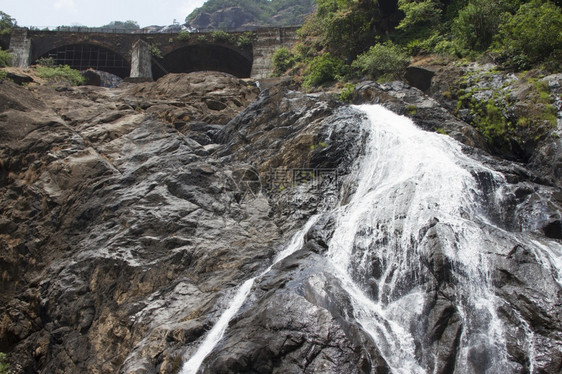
[0,40,8,51]
[35,44,130,78]
[154,44,252,80]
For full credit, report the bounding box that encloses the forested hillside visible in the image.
[276,0,561,82]
[186,0,316,30]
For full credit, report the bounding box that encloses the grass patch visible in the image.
[36,65,85,86]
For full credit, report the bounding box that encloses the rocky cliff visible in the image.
[0,69,561,374]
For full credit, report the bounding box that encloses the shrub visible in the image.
[272,47,296,76]
[351,42,410,80]
[36,65,85,85]
[339,82,355,103]
[0,49,11,67]
[237,32,254,48]
[211,30,234,43]
[177,30,190,41]
[150,45,163,59]
[494,0,562,68]
[0,353,8,374]
[303,53,343,88]
[36,56,56,67]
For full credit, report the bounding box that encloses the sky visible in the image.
[1,0,208,28]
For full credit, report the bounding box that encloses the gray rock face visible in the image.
[1,71,561,374]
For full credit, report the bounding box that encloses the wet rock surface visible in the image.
[1,70,561,374]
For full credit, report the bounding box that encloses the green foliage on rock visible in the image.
[0,48,12,67]
[455,67,558,157]
[36,65,86,86]
[339,82,355,102]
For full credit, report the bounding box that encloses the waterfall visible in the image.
[325,104,559,373]
[180,104,561,373]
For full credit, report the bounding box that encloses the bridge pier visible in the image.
[9,28,31,68]
[130,39,153,80]
[250,27,298,79]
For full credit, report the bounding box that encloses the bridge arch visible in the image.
[154,43,252,80]
[33,44,130,78]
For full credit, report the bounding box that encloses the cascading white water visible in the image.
[326,104,540,373]
[180,215,319,374]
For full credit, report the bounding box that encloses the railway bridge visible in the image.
[5,27,298,80]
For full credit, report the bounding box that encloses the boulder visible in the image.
[81,69,102,86]
[405,65,435,92]
[6,71,34,85]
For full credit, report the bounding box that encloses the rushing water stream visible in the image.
[180,104,562,373]
[181,216,320,373]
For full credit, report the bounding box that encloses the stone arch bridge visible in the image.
[6,27,298,80]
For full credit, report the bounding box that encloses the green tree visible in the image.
[452,0,507,51]
[298,0,381,59]
[494,0,562,66]
[0,11,15,35]
[396,0,442,31]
